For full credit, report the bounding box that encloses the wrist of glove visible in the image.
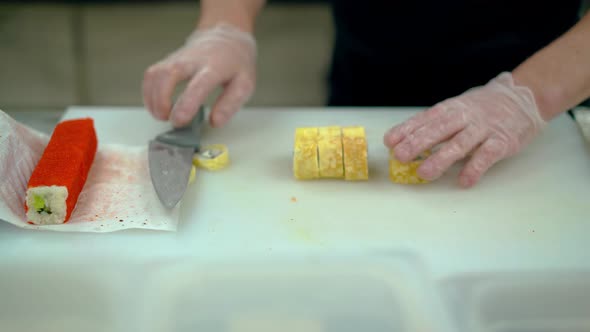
[185,23,257,51]
[383,72,546,187]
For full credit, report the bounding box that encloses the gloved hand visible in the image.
[143,23,257,127]
[383,72,547,187]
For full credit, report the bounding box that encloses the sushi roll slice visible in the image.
[193,144,230,171]
[25,118,98,225]
[318,126,344,179]
[293,127,320,180]
[342,126,368,181]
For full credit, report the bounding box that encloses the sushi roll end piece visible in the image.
[389,150,430,184]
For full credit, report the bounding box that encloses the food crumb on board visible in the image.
[291,196,297,203]
[119,219,123,222]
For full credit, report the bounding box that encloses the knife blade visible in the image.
[148,106,205,208]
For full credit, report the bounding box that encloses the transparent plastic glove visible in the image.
[143,23,257,127]
[383,72,547,187]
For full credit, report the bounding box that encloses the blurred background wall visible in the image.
[0,0,589,122]
[0,0,333,118]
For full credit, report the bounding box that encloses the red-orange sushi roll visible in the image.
[25,118,97,225]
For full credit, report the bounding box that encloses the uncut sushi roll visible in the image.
[25,118,98,225]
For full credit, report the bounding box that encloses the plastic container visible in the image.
[441,271,590,332]
[2,255,589,332]
[0,262,125,332]
[137,253,454,332]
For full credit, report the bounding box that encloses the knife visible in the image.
[148,106,205,209]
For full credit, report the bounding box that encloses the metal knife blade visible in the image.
[148,140,194,209]
[148,106,205,208]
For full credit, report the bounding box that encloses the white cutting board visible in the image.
[1,106,589,280]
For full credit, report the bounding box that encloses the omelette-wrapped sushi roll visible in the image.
[389,150,430,184]
[293,127,319,180]
[318,126,344,178]
[25,118,98,225]
[342,126,368,181]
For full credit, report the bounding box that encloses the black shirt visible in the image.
[327,0,582,106]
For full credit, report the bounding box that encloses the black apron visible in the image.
[327,0,581,106]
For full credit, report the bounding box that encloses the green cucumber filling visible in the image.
[32,195,52,214]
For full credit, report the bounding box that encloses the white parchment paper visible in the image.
[0,110,180,232]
